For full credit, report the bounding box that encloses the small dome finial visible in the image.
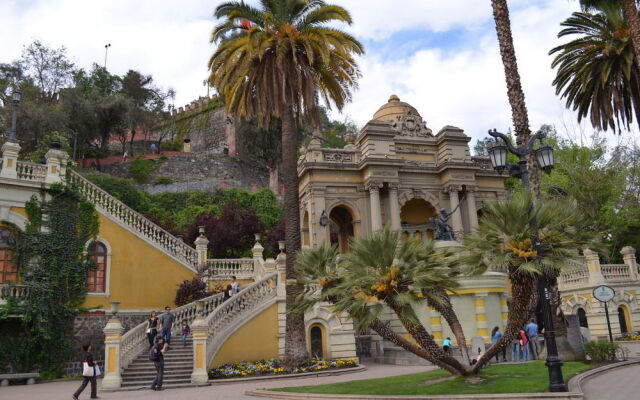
[388,94,400,102]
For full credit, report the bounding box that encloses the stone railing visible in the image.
[0,284,28,301]
[119,291,225,370]
[204,272,278,365]
[601,264,630,281]
[205,258,254,280]
[559,264,589,288]
[68,171,198,270]
[16,161,47,182]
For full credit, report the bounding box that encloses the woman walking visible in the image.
[146,311,159,348]
[491,326,507,363]
[72,344,98,400]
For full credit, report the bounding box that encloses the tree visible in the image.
[208,0,363,366]
[551,5,640,132]
[20,40,75,103]
[491,0,540,195]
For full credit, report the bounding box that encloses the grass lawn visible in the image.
[272,361,592,395]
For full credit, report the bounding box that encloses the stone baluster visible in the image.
[191,300,209,384]
[1,142,20,179]
[102,302,124,389]
[621,246,638,281]
[585,249,605,286]
[366,180,383,232]
[474,292,489,342]
[388,183,401,230]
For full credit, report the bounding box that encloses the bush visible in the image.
[585,340,619,363]
[175,278,209,307]
[160,140,181,151]
[84,174,150,213]
[128,157,160,184]
[153,177,174,185]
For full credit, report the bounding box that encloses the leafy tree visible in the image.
[20,40,75,103]
[550,5,640,132]
[208,0,363,366]
[491,0,540,194]
[14,184,99,376]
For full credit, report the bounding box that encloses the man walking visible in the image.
[230,276,239,294]
[159,306,175,347]
[525,319,539,360]
[150,336,168,391]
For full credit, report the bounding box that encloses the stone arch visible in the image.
[562,294,592,315]
[326,200,360,222]
[84,236,112,296]
[327,204,357,253]
[0,206,28,231]
[398,189,440,209]
[612,290,638,312]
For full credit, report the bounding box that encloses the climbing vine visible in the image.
[13,182,99,376]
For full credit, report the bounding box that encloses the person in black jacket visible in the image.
[72,344,98,399]
[150,335,168,391]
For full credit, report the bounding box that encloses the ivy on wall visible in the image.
[8,183,99,376]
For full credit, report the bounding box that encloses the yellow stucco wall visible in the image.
[400,198,435,224]
[9,206,27,218]
[211,303,278,367]
[82,214,196,310]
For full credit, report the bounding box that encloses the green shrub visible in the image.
[153,177,174,185]
[160,140,181,151]
[128,157,160,183]
[585,340,619,363]
[174,278,209,307]
[84,174,150,213]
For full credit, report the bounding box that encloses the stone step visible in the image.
[121,378,192,387]
[126,363,193,370]
[123,367,193,375]
[123,372,192,380]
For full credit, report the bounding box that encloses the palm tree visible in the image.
[490,0,540,195]
[294,227,469,375]
[463,191,598,370]
[554,3,640,132]
[581,1,640,77]
[208,0,363,366]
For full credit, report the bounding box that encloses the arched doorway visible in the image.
[577,308,589,328]
[0,227,18,284]
[310,324,324,359]
[618,306,632,334]
[329,206,354,253]
[302,211,310,247]
[400,198,436,241]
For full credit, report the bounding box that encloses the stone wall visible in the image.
[98,153,270,194]
[66,312,148,376]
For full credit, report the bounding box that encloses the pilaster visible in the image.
[621,246,638,281]
[474,292,489,342]
[366,180,383,231]
[44,148,69,184]
[101,305,124,389]
[0,142,20,179]
[466,188,479,230]
[445,185,464,235]
[584,249,605,286]
[388,183,401,230]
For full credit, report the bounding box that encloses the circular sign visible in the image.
[593,285,615,303]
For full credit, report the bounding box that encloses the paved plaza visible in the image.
[582,363,640,400]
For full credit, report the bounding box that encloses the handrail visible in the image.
[204,272,278,366]
[16,161,47,182]
[68,170,198,270]
[601,264,629,281]
[119,291,225,370]
[205,258,254,280]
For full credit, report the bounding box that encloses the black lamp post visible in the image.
[8,87,21,143]
[487,128,564,392]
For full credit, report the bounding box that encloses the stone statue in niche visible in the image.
[431,208,456,241]
[391,111,433,138]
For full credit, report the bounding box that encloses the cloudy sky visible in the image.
[1,0,635,145]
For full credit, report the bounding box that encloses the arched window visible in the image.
[310,325,324,359]
[0,227,18,284]
[87,241,107,293]
[577,308,589,328]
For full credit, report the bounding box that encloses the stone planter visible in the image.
[614,340,640,358]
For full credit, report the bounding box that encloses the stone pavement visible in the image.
[0,363,431,400]
[582,362,640,400]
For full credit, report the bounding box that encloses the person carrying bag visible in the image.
[73,343,99,399]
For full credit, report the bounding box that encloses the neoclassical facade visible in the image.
[298,95,507,250]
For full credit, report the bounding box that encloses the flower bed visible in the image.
[208,358,357,379]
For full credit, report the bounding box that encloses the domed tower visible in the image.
[372,95,433,138]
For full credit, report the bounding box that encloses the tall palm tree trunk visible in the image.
[424,289,471,365]
[491,0,540,196]
[473,270,537,372]
[281,107,309,367]
[622,0,640,76]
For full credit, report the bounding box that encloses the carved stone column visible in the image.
[621,246,638,281]
[474,292,489,342]
[388,183,401,230]
[466,188,479,230]
[367,181,383,232]
[190,300,209,384]
[446,185,464,236]
[585,249,605,286]
[102,303,124,389]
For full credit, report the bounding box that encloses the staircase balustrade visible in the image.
[204,272,278,365]
[16,161,47,181]
[559,266,589,288]
[601,264,630,281]
[119,291,225,371]
[68,171,198,270]
[205,258,254,280]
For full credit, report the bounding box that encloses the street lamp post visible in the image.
[487,128,565,392]
[104,43,111,69]
[8,87,21,143]
[203,79,210,97]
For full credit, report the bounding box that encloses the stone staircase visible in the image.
[121,338,194,389]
